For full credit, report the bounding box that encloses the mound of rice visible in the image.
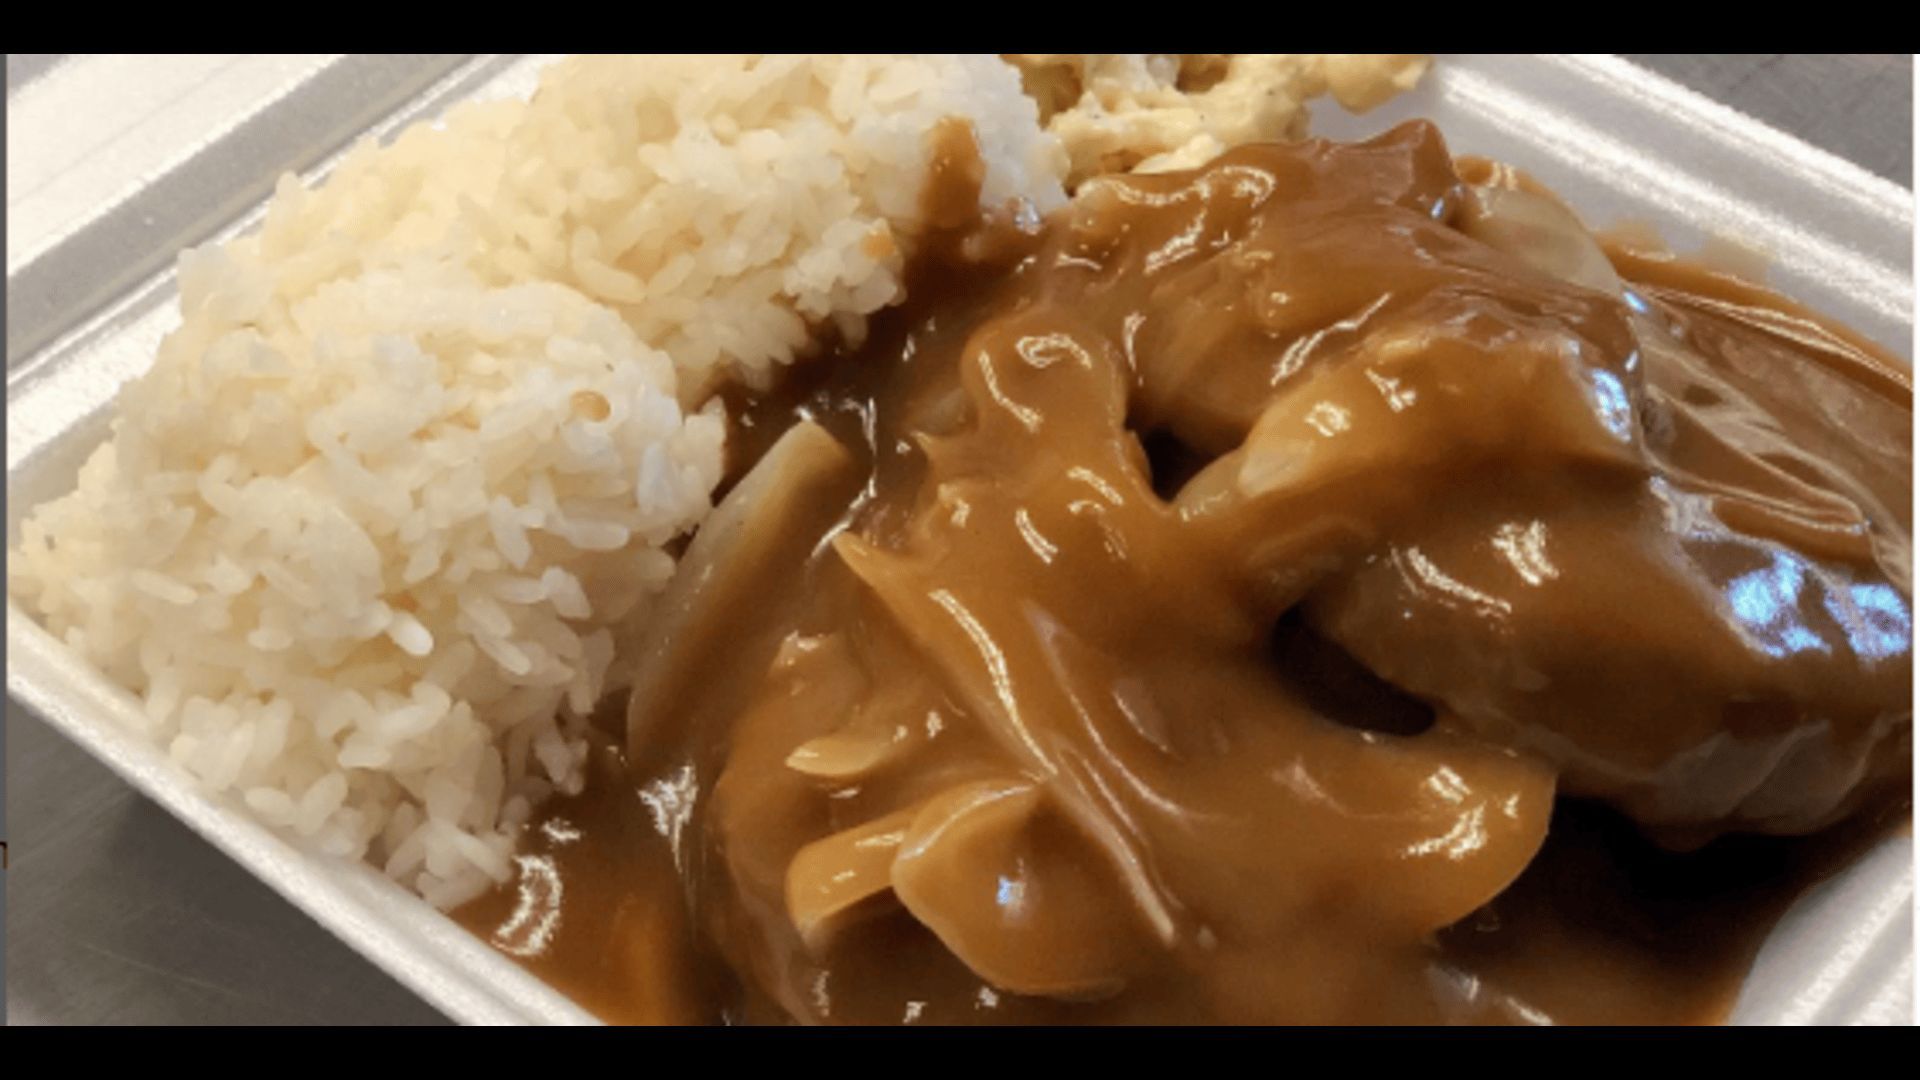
[8,54,1068,908]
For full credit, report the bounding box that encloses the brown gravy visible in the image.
[457,749,1902,1024]
[456,120,1911,1025]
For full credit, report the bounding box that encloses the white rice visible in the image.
[7,54,1068,908]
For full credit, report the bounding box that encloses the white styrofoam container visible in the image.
[6,53,1914,1025]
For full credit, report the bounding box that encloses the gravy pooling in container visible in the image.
[455,120,1913,1024]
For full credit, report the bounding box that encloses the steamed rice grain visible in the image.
[8,54,1068,908]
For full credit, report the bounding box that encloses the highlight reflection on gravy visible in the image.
[456,120,1913,1025]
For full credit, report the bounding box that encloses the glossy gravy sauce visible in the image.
[456,120,1912,1025]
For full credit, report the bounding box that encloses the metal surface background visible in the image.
[5,53,1914,1026]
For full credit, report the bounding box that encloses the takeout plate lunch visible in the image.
[6,54,1912,1025]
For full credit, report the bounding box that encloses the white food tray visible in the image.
[7,53,1913,1025]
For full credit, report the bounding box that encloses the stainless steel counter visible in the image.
[5,53,1913,1026]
